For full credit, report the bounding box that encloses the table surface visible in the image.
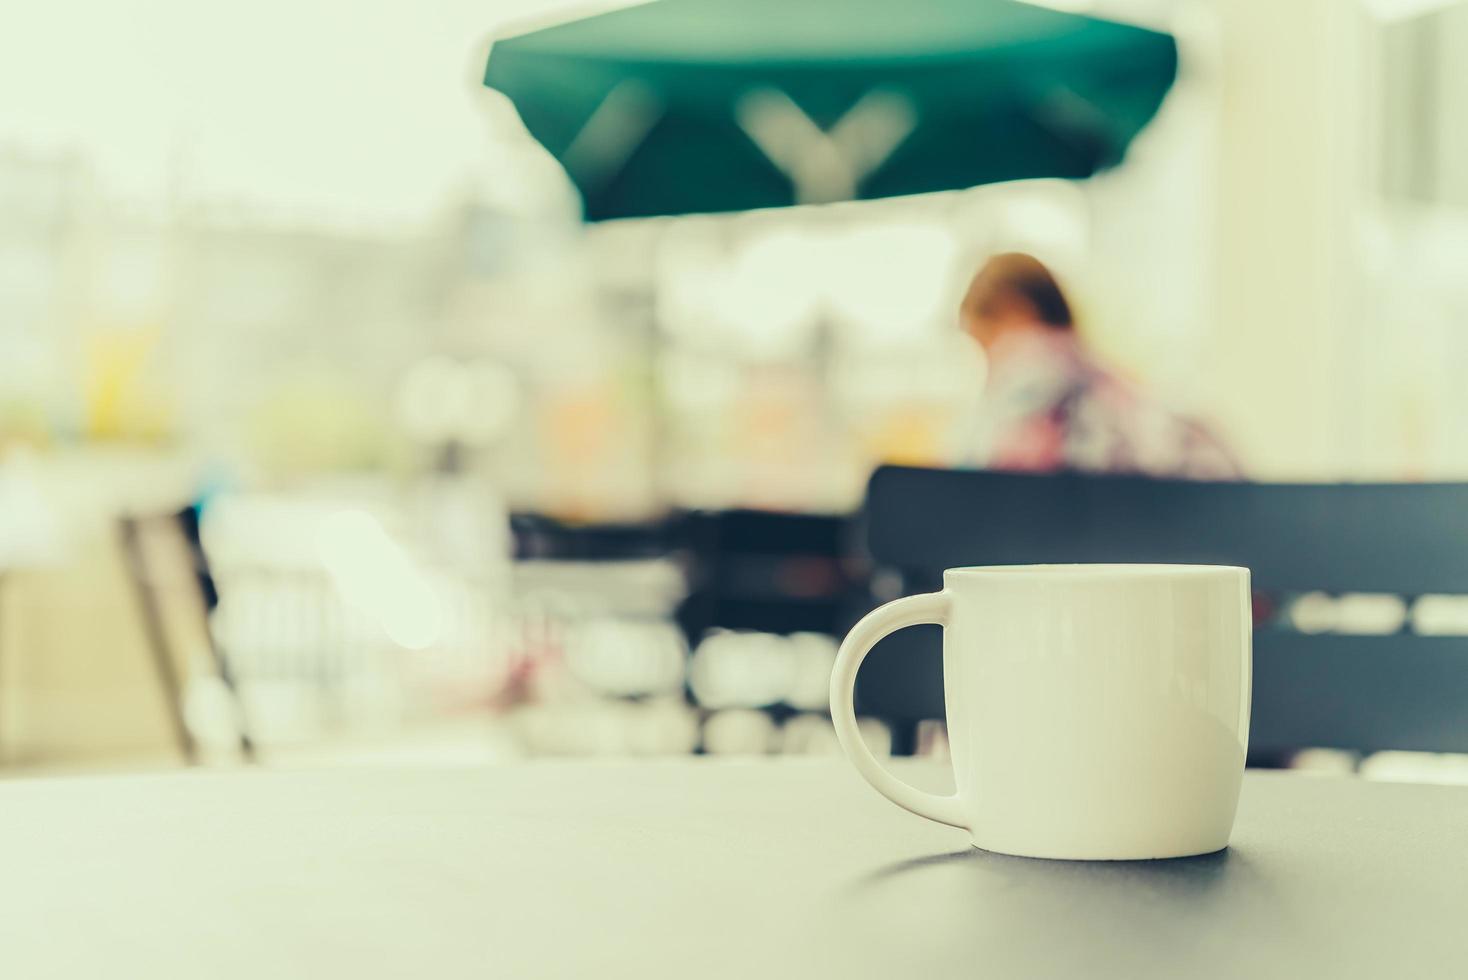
[1,760,1465,979]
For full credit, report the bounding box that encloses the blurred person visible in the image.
[957,253,1238,478]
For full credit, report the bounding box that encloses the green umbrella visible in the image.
[484,0,1176,221]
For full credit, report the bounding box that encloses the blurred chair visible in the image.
[118,506,256,764]
[859,464,1468,758]
[510,509,867,643]
[675,509,867,748]
[510,512,676,562]
[674,509,865,646]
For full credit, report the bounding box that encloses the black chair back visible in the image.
[509,513,676,561]
[860,465,1468,755]
[674,509,860,644]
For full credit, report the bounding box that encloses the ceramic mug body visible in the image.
[831,564,1252,860]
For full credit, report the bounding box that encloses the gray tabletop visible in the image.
[0,761,1465,979]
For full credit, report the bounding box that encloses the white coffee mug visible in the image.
[831,564,1252,860]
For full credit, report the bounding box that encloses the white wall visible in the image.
[1201,0,1371,478]
[0,0,599,227]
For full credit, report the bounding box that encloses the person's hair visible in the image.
[962,252,1074,330]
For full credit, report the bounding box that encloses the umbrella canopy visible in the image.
[484,0,1177,221]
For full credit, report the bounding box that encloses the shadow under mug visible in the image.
[830,564,1252,861]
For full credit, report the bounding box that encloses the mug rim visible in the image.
[945,563,1248,580]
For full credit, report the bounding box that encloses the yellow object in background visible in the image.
[864,405,945,468]
[81,325,176,443]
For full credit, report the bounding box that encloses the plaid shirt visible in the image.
[961,330,1239,480]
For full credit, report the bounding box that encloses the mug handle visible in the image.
[830,590,966,829]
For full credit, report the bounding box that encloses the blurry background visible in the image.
[3,0,1468,777]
